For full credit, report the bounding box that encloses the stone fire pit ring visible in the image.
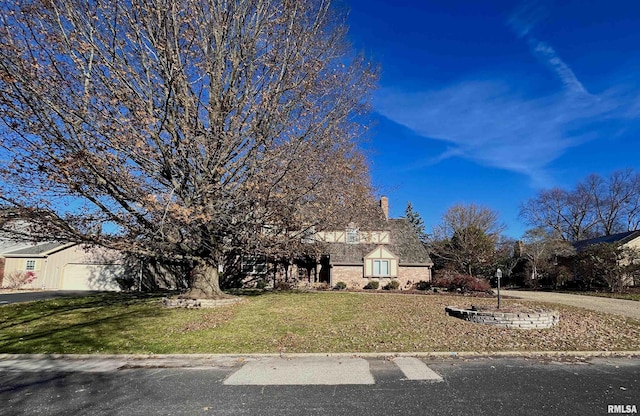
[445,306,559,329]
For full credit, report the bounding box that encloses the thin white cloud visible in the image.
[508,1,587,95]
[373,1,640,186]
[507,0,547,38]
[374,80,634,187]
[528,39,587,95]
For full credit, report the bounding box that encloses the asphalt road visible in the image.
[0,290,101,305]
[1,356,638,415]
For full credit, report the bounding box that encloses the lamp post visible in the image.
[495,268,502,309]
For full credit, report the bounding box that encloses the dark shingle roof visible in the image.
[326,243,379,264]
[326,218,433,265]
[2,242,70,256]
[387,219,433,264]
[573,230,640,252]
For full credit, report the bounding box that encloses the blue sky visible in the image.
[346,0,640,238]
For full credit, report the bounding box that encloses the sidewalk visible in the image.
[500,290,640,320]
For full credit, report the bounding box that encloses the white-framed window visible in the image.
[346,227,359,244]
[373,259,389,277]
[25,260,36,271]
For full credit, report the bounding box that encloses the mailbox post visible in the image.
[495,268,502,309]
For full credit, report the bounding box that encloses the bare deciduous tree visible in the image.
[583,169,640,235]
[520,187,597,241]
[0,0,378,297]
[428,203,505,277]
[520,169,640,241]
[520,227,574,285]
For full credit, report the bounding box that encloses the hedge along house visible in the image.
[1,242,124,291]
[315,197,433,289]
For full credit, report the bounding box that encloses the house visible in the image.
[241,197,433,289]
[240,197,433,289]
[572,230,640,253]
[570,230,640,287]
[1,242,124,290]
[317,197,433,289]
[1,221,42,288]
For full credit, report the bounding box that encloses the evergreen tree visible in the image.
[405,203,428,244]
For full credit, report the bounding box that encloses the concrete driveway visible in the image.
[501,290,640,320]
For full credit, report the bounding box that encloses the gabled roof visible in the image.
[572,230,640,252]
[2,242,74,258]
[326,218,433,266]
[387,219,433,265]
[0,241,37,255]
[328,207,390,231]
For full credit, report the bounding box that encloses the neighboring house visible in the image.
[0,221,45,287]
[1,242,124,291]
[572,230,640,253]
[0,228,38,257]
[571,230,640,287]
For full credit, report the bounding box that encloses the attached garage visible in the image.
[1,243,124,291]
[61,264,124,291]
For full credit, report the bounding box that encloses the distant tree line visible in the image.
[406,169,640,293]
[520,169,640,241]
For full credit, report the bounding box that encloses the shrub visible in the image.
[3,271,37,289]
[363,280,379,290]
[432,273,491,293]
[333,281,347,290]
[415,280,431,291]
[275,280,296,290]
[115,276,136,291]
[382,280,400,290]
[255,279,268,290]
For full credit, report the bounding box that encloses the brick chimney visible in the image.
[380,196,389,220]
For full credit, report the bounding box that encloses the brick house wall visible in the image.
[398,265,431,287]
[332,264,431,290]
[331,265,363,289]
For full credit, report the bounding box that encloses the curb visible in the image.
[1,350,639,362]
[1,352,638,372]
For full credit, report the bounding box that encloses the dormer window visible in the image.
[346,227,359,244]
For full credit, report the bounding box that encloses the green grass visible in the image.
[1,291,639,354]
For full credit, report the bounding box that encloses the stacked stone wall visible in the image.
[445,306,559,329]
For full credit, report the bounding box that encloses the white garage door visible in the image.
[61,264,124,291]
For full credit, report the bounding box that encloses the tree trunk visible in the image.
[184,262,228,299]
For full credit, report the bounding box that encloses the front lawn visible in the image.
[1,291,639,354]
